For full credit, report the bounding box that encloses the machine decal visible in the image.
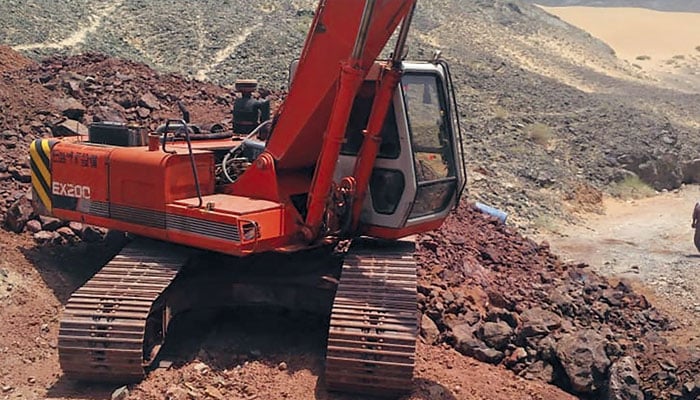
[52,182,92,199]
[29,139,58,212]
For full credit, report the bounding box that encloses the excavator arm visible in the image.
[265,0,416,170]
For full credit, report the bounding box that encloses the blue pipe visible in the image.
[474,202,508,224]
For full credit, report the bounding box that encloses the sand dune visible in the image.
[538,6,700,60]
[538,5,700,91]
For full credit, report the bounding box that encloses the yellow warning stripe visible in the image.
[29,141,51,184]
[29,140,52,212]
[31,173,51,212]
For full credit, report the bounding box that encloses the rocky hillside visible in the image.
[2,0,699,230]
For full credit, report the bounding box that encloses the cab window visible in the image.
[402,73,457,218]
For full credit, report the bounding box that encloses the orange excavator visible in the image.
[29,0,465,396]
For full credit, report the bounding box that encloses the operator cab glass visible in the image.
[402,72,457,219]
[336,62,463,231]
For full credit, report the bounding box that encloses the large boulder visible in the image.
[605,356,643,400]
[420,314,440,345]
[451,323,504,364]
[3,195,34,233]
[480,321,513,350]
[519,307,562,338]
[555,329,611,394]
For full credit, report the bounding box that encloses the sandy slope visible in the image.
[538,5,700,91]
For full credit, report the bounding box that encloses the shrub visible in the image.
[525,122,553,146]
[608,175,655,199]
[492,105,509,121]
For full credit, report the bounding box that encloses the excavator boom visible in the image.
[266,0,416,170]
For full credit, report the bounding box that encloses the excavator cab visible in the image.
[337,60,465,238]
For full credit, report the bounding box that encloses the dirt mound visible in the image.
[0,45,33,72]
[417,204,699,398]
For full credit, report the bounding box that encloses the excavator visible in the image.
[28,0,465,396]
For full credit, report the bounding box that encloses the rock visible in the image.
[278,361,288,371]
[10,167,31,183]
[52,119,88,137]
[535,335,557,362]
[426,383,445,398]
[25,219,42,233]
[521,360,555,383]
[205,385,224,400]
[2,385,12,393]
[606,356,643,400]
[480,321,513,350]
[505,347,528,367]
[111,385,128,400]
[4,195,34,233]
[193,361,209,374]
[52,97,86,120]
[39,216,63,231]
[555,330,611,394]
[473,347,505,364]
[451,323,482,355]
[519,307,562,338]
[681,158,700,184]
[658,357,677,372]
[550,288,576,316]
[451,323,504,364]
[92,104,128,123]
[33,230,59,244]
[682,376,700,398]
[68,221,83,234]
[56,226,77,241]
[81,225,104,242]
[165,385,189,400]
[136,107,151,118]
[420,314,440,344]
[139,92,161,110]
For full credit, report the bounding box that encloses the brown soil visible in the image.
[0,229,578,400]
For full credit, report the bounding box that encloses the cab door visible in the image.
[336,62,464,234]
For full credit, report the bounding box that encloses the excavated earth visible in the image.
[1,47,699,400]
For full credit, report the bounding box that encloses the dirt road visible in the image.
[539,184,700,341]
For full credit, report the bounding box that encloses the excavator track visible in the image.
[58,240,190,382]
[325,239,417,397]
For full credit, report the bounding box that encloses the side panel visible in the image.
[50,142,114,215]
